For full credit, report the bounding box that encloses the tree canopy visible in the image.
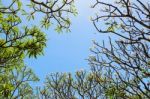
[0,0,150,99]
[0,0,76,98]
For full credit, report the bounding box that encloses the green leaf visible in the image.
[107,25,115,32]
[17,0,22,9]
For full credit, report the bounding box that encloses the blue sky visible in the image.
[2,0,112,82]
[23,0,110,82]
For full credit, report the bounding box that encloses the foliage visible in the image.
[0,61,39,98]
[1,0,150,99]
[26,0,77,32]
[0,0,77,98]
[0,0,77,67]
[36,71,105,99]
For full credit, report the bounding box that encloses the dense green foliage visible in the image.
[0,62,39,98]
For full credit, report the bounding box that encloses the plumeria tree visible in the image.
[0,0,77,67]
[38,0,150,99]
[89,0,150,98]
[0,61,39,98]
[0,0,76,98]
[1,0,150,99]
